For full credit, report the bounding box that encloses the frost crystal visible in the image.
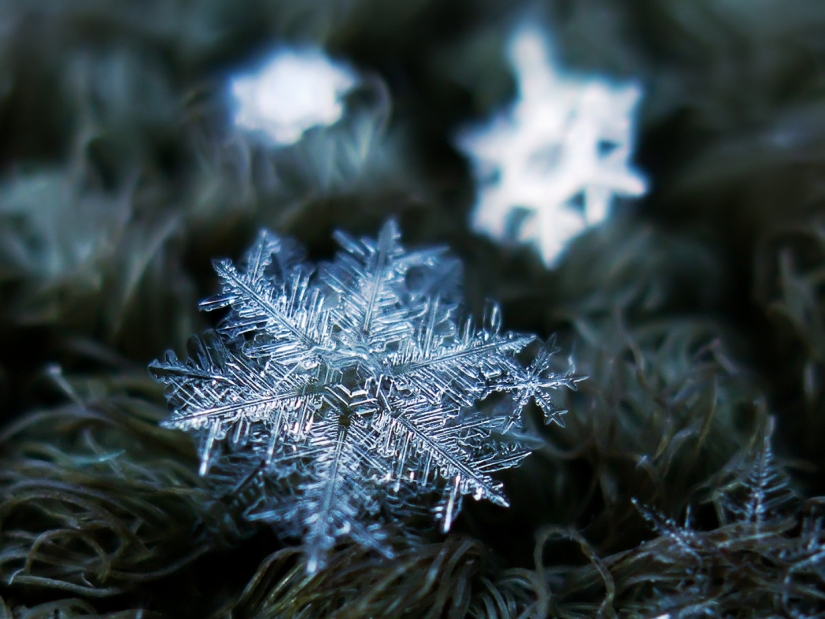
[230,47,357,146]
[149,222,581,572]
[713,418,796,530]
[457,25,647,266]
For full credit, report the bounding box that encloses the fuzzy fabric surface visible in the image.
[2,1,825,617]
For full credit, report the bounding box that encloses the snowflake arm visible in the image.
[272,416,395,574]
[148,330,323,475]
[200,230,330,366]
[320,220,448,359]
[390,301,533,407]
[372,397,530,532]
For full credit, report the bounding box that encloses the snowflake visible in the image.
[457,25,647,267]
[230,47,357,146]
[149,221,581,572]
[633,418,798,567]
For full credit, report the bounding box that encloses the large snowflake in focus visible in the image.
[230,47,357,146]
[458,25,647,266]
[150,222,581,573]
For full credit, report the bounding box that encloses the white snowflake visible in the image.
[457,25,647,267]
[149,222,581,573]
[230,47,357,146]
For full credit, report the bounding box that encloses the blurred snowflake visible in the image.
[457,25,647,267]
[230,47,357,146]
[150,222,581,572]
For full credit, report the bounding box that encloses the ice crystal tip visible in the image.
[457,23,647,267]
[149,221,580,572]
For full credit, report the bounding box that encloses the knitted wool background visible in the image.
[1,1,825,617]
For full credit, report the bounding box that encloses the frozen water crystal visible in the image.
[458,25,647,266]
[150,221,582,572]
[230,47,357,146]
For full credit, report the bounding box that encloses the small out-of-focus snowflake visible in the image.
[457,25,647,267]
[230,47,357,146]
[150,221,582,573]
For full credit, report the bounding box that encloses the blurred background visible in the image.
[2,1,825,616]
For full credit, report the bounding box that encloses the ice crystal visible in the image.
[712,418,796,530]
[149,222,581,572]
[624,422,820,616]
[457,25,647,266]
[633,419,798,569]
[230,47,357,146]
